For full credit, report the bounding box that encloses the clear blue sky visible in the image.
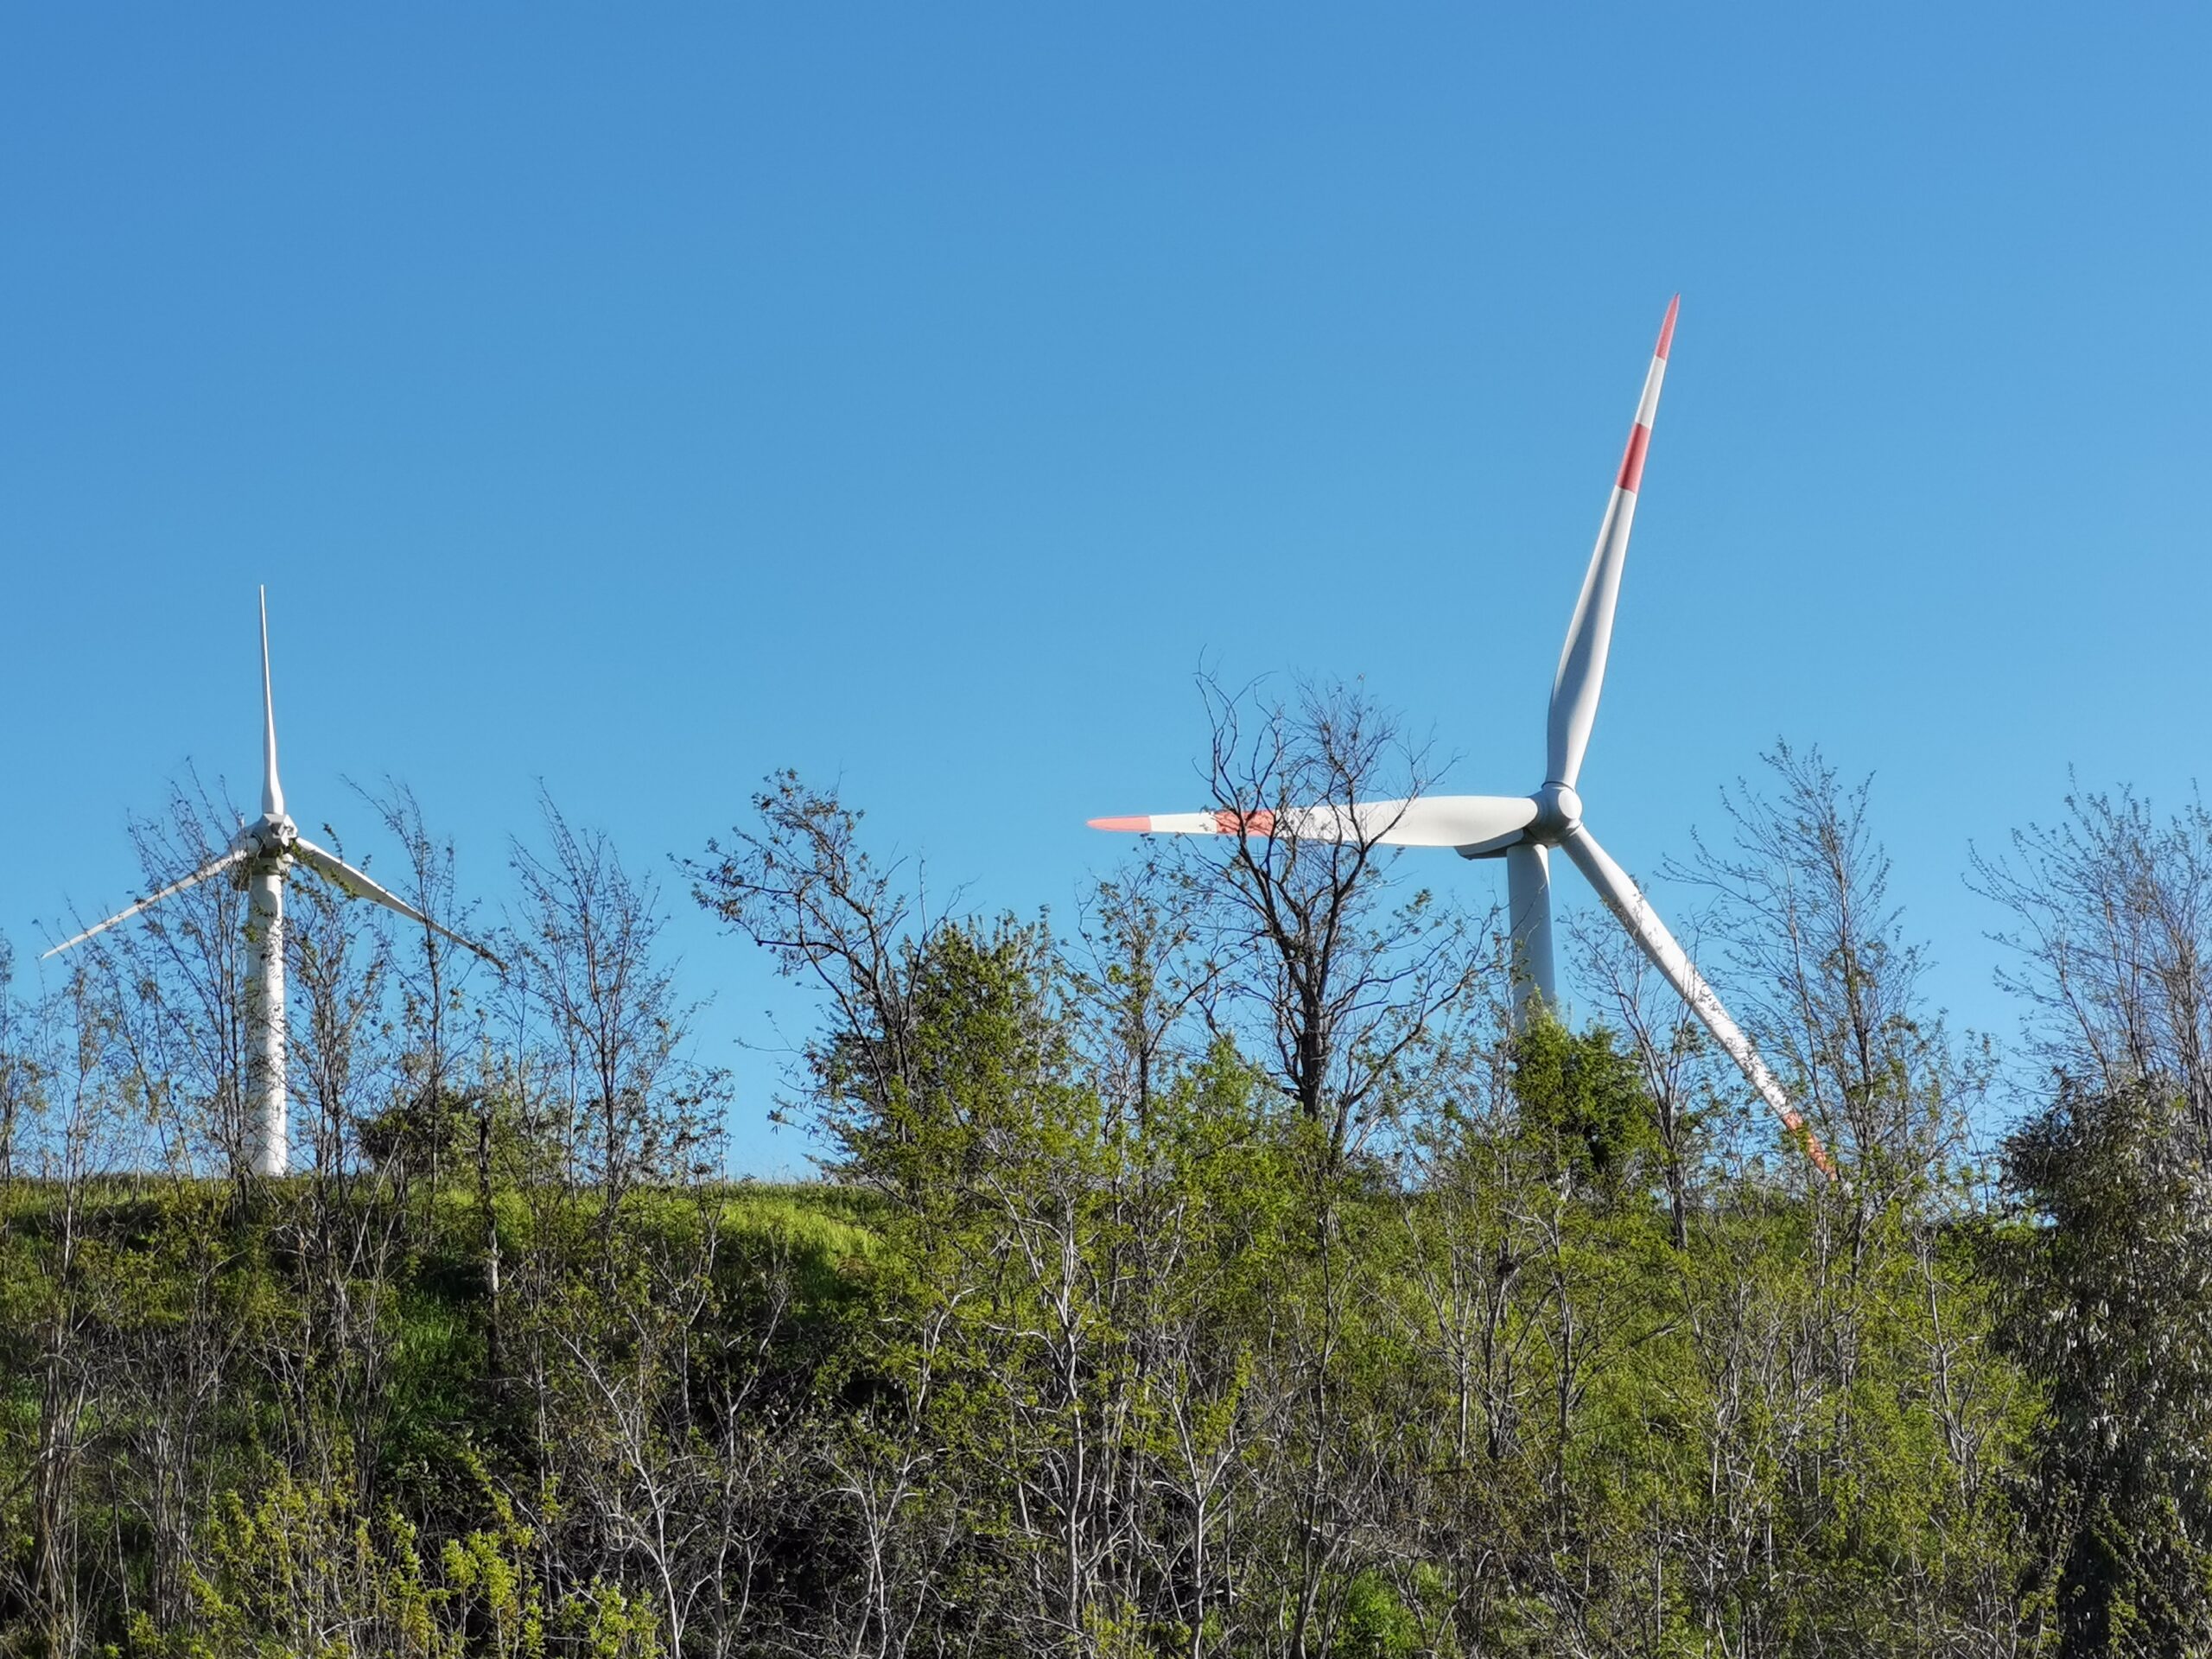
[4,6,2206,1173]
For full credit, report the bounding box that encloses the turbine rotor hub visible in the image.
[236,813,297,861]
[1528,783,1584,842]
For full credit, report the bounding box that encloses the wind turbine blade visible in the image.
[259,586,285,819]
[1290,796,1541,849]
[292,836,506,969]
[41,847,251,958]
[1559,821,1834,1176]
[1090,794,1538,853]
[1545,296,1676,791]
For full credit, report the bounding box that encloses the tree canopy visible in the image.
[2,736,2208,1656]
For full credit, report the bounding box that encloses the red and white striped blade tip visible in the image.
[1088,815,1153,833]
[1655,294,1680,360]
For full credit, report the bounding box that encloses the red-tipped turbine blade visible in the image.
[1545,295,1679,792]
[1086,810,1268,836]
[1560,818,1835,1179]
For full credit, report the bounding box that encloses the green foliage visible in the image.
[6,755,2175,1656]
[1334,1572,1421,1659]
[0,997,2055,1658]
[123,1455,660,1659]
[1997,1083,2212,1656]
[1509,1014,1662,1192]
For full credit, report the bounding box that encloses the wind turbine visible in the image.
[1088,299,1832,1174]
[45,589,501,1178]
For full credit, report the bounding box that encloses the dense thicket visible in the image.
[3,741,2209,1656]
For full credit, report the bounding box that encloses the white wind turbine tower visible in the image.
[1089,298,1831,1174]
[45,589,501,1178]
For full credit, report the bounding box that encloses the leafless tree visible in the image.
[327,782,499,1192]
[512,791,716,1210]
[547,1204,748,1658]
[1972,780,2212,1146]
[1181,673,1489,1165]
[284,835,397,1180]
[686,770,955,1184]
[1573,911,1721,1249]
[1678,742,1974,1205]
[62,776,253,1183]
[0,941,31,1185]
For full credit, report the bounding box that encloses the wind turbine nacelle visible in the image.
[232,813,298,861]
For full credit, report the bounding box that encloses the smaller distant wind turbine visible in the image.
[1088,299,1832,1174]
[45,589,501,1177]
